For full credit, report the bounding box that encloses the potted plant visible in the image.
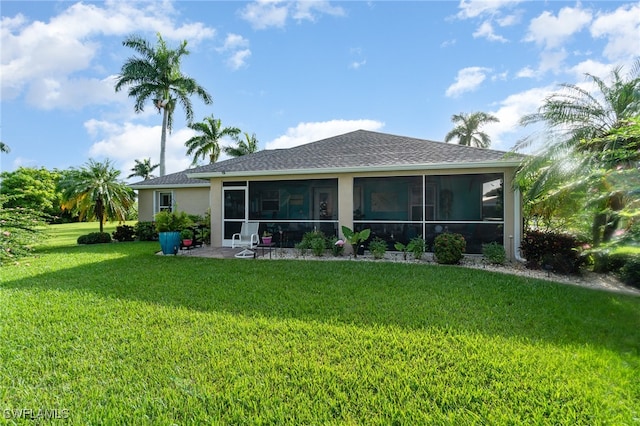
[155,210,192,255]
[181,228,193,248]
[262,230,273,245]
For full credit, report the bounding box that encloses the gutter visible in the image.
[513,187,526,263]
[187,159,524,179]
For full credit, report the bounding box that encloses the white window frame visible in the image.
[154,191,174,214]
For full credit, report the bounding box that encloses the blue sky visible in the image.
[1,1,639,180]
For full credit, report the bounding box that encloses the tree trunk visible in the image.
[97,198,104,233]
[160,108,169,177]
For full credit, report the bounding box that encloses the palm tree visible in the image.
[185,115,241,165]
[224,132,259,157]
[114,33,213,177]
[128,158,159,180]
[444,112,499,148]
[515,58,640,245]
[0,141,10,153]
[58,159,136,233]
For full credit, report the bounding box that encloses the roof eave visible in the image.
[129,182,210,190]
[186,160,523,179]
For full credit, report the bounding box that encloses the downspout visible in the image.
[513,187,526,263]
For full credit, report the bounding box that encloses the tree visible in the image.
[185,115,241,165]
[224,132,259,157]
[444,112,499,148]
[515,59,640,245]
[128,158,159,180]
[0,194,48,265]
[114,33,213,177]
[0,142,10,153]
[0,167,65,219]
[58,159,136,233]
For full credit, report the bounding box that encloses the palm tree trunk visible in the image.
[160,108,169,176]
[96,198,104,233]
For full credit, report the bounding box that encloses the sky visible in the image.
[1,0,639,181]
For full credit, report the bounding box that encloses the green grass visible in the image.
[1,223,639,424]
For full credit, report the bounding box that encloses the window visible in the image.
[156,191,173,213]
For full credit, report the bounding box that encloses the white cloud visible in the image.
[227,50,252,71]
[590,3,640,61]
[86,120,194,177]
[456,0,523,20]
[240,0,291,30]
[487,85,556,151]
[0,1,215,103]
[240,0,344,30]
[524,6,592,49]
[473,21,507,42]
[265,119,384,150]
[218,34,252,70]
[445,67,491,98]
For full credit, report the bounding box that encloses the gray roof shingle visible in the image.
[132,130,522,187]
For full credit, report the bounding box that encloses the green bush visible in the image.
[434,233,466,264]
[300,231,328,256]
[620,256,640,288]
[368,237,387,259]
[112,225,136,242]
[154,210,192,233]
[135,221,157,241]
[77,232,112,245]
[394,242,410,261]
[520,229,583,274]
[482,242,506,265]
[310,237,327,257]
[407,236,426,260]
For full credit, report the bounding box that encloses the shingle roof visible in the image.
[132,130,523,188]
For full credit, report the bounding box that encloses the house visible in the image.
[131,130,525,259]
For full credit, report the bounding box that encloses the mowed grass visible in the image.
[1,223,639,424]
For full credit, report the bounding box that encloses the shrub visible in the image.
[77,232,112,245]
[394,242,410,260]
[620,256,640,288]
[154,211,192,233]
[341,226,371,259]
[434,233,466,264]
[135,221,157,241]
[300,231,328,257]
[407,236,426,260]
[520,230,583,274]
[482,242,506,265]
[112,225,136,242]
[310,237,327,257]
[368,237,387,259]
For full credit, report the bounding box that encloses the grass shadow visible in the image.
[3,242,640,356]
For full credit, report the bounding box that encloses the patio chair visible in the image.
[232,221,260,258]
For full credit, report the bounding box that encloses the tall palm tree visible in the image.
[185,115,241,165]
[515,58,640,245]
[59,159,136,233]
[128,158,159,180]
[114,33,213,177]
[0,141,10,153]
[444,112,499,148]
[224,132,259,157]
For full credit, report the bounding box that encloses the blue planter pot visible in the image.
[159,231,181,255]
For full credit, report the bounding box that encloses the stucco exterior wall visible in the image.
[135,187,210,222]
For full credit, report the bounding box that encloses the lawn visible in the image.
[1,223,639,424]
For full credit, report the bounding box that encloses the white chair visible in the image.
[232,222,260,258]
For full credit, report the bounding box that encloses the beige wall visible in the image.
[136,187,210,222]
[137,190,155,222]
